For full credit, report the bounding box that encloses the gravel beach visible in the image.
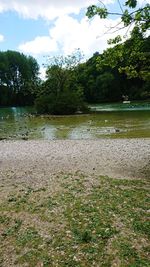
[0,139,150,186]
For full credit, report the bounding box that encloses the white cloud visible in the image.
[52,15,132,56]
[18,36,57,55]
[39,66,46,80]
[138,0,150,5]
[0,34,4,42]
[13,0,141,59]
[19,15,130,58]
[0,0,114,20]
[0,0,148,20]
[50,16,117,55]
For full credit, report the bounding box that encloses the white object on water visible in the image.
[123,101,131,104]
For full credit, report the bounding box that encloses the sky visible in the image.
[0,0,149,78]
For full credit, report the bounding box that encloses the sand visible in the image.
[0,139,150,187]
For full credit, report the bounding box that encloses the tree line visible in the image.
[0,1,149,114]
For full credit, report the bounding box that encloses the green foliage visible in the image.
[95,72,118,101]
[0,50,40,107]
[125,0,137,8]
[86,1,150,32]
[35,94,54,114]
[76,43,150,102]
[35,51,88,115]
[35,90,88,115]
[122,9,133,26]
[86,5,108,19]
[76,52,123,103]
[107,35,122,45]
[86,5,98,19]
[1,37,149,110]
[96,28,150,84]
[86,1,150,82]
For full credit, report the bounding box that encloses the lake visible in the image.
[0,102,150,140]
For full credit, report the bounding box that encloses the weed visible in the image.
[2,219,22,237]
[133,220,150,237]
[0,215,10,224]
[16,227,42,248]
[16,249,52,267]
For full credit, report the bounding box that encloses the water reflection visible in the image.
[42,126,56,140]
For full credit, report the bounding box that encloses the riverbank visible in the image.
[0,139,150,185]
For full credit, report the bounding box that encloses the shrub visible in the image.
[35,91,88,115]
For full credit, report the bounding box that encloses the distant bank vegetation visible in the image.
[0,29,149,115]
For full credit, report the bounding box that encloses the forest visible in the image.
[0,1,150,114]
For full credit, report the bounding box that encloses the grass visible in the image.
[0,173,150,266]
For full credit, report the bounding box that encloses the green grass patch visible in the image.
[0,174,150,266]
[16,227,43,248]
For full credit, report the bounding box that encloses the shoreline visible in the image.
[0,139,150,186]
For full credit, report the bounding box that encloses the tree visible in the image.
[96,72,118,101]
[86,1,150,83]
[35,50,88,115]
[96,28,150,81]
[86,1,150,33]
[0,51,40,106]
[76,52,123,103]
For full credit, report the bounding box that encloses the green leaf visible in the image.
[122,10,133,26]
[96,8,108,19]
[86,6,108,19]
[86,5,97,18]
[125,0,137,8]
[135,12,142,21]
[107,35,122,45]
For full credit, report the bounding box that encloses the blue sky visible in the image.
[0,0,149,78]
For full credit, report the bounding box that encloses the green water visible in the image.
[0,103,150,140]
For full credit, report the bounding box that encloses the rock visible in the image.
[0,137,6,140]
[22,136,28,140]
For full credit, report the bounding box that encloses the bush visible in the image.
[35,95,52,114]
[35,91,88,115]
